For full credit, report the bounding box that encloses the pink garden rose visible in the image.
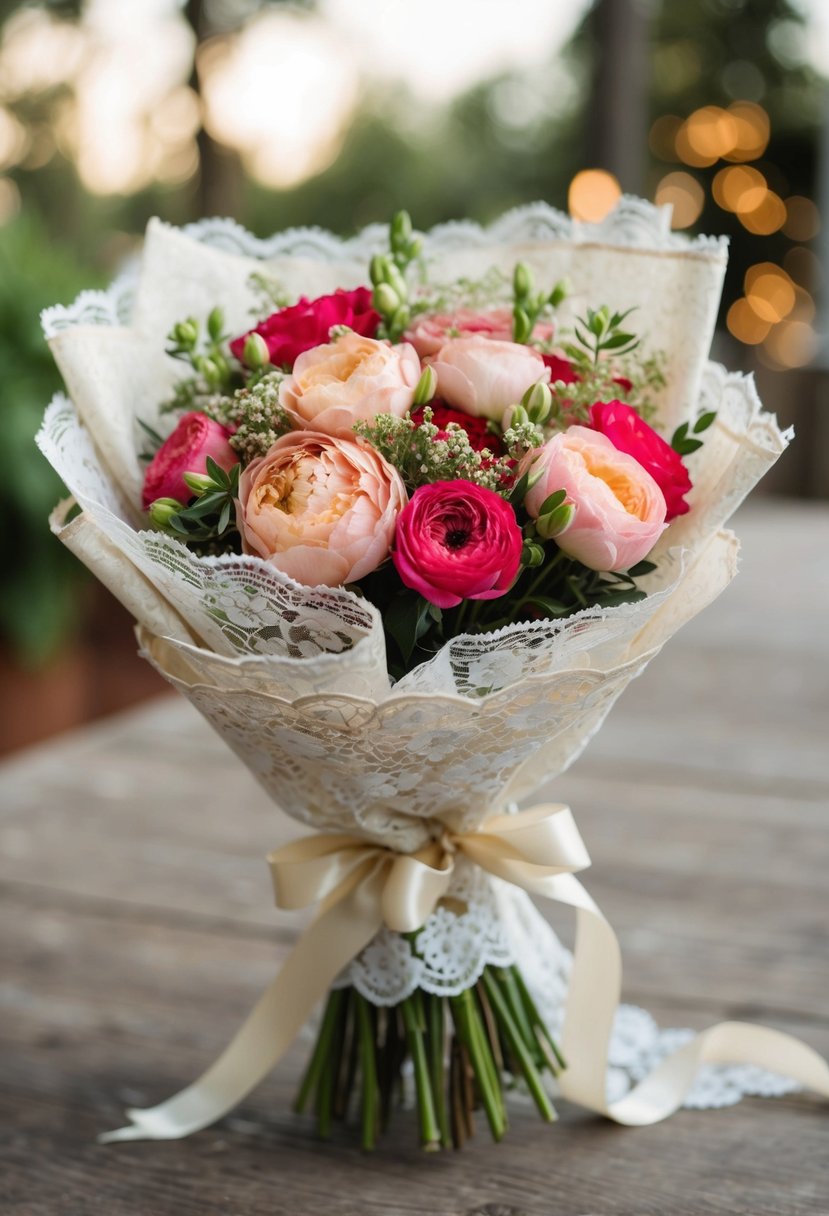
[237,431,406,586]
[589,400,692,520]
[142,411,236,510]
[405,308,554,359]
[429,336,549,422]
[280,332,421,437]
[230,288,380,368]
[392,480,523,608]
[525,426,667,572]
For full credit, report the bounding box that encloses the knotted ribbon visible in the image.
[101,803,829,1142]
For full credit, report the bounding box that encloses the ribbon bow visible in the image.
[102,804,829,1142]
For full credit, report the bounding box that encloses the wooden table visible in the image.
[2,501,827,1215]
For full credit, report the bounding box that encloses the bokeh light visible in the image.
[568,169,622,222]
[712,164,767,213]
[722,101,770,161]
[654,170,704,228]
[782,194,820,241]
[763,319,818,368]
[744,262,796,323]
[739,190,787,234]
[726,298,771,344]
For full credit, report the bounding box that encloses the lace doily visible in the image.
[36,199,793,1114]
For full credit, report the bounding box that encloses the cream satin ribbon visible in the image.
[101,804,829,1142]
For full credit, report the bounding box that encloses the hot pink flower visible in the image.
[525,426,667,572]
[589,400,692,520]
[405,308,554,358]
[392,480,523,609]
[142,412,236,510]
[237,431,406,586]
[230,288,380,368]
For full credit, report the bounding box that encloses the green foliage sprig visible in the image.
[562,305,639,367]
[511,261,568,344]
[671,410,716,455]
[148,458,241,551]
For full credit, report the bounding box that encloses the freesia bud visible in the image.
[535,502,575,540]
[513,307,532,344]
[391,210,413,247]
[148,497,183,528]
[374,283,400,314]
[522,540,545,567]
[369,254,388,286]
[171,318,198,349]
[508,404,530,427]
[413,365,438,406]
[242,332,270,369]
[521,380,553,424]
[207,307,224,342]
[549,278,569,308]
[513,262,533,299]
[182,471,214,496]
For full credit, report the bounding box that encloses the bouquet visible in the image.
[37,200,829,1149]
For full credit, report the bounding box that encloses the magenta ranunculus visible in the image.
[230,288,380,368]
[392,480,523,609]
[142,411,236,510]
[589,400,692,520]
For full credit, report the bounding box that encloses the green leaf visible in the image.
[384,594,433,665]
[626,559,657,577]
[693,410,717,434]
[526,595,569,618]
[675,438,703,455]
[537,489,566,515]
[137,416,164,447]
[601,332,638,351]
[205,455,228,485]
[218,500,232,534]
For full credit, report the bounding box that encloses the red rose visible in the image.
[231,288,380,368]
[411,401,504,456]
[392,480,523,609]
[542,353,633,395]
[589,400,692,521]
[142,411,236,510]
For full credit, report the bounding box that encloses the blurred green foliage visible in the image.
[0,212,102,662]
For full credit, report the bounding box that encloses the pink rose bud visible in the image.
[589,400,692,521]
[237,432,407,587]
[279,332,421,438]
[525,426,668,572]
[392,480,523,609]
[428,336,549,423]
[141,412,236,510]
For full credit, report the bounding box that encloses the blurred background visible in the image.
[1,0,827,755]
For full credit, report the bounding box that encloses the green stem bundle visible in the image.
[294,965,563,1151]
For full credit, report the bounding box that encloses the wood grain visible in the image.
[1,502,827,1215]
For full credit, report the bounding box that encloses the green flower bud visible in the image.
[521,380,553,424]
[171,318,198,349]
[207,306,224,342]
[548,278,569,308]
[328,324,353,341]
[242,332,270,369]
[374,283,400,315]
[413,365,438,406]
[148,497,183,529]
[522,540,545,568]
[508,403,530,427]
[182,471,214,497]
[391,210,413,248]
[199,356,222,388]
[390,304,410,334]
[513,306,532,344]
[513,262,533,300]
[369,254,389,287]
[406,236,423,261]
[385,262,408,301]
[535,502,575,541]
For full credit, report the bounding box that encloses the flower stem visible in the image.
[294,988,344,1115]
[482,971,557,1123]
[450,989,506,1141]
[401,996,441,1150]
[511,965,567,1071]
[354,993,379,1150]
[426,994,451,1148]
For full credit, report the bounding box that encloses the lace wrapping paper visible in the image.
[37,200,795,1110]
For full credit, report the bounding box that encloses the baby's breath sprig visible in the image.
[199,370,293,465]
[354,408,512,494]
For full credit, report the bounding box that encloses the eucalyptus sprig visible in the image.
[563,305,639,368]
[512,262,568,344]
[148,457,241,548]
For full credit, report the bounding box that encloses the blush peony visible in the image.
[525,426,667,572]
[392,480,523,608]
[230,288,380,368]
[236,432,406,587]
[142,412,236,510]
[429,336,549,423]
[405,308,554,359]
[280,332,421,437]
[589,400,692,520]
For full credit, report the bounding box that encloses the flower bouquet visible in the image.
[37,200,829,1149]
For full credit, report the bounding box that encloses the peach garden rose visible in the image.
[279,331,421,438]
[237,431,407,586]
[525,426,668,572]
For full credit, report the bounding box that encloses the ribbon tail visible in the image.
[99,878,384,1143]
[549,874,829,1124]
